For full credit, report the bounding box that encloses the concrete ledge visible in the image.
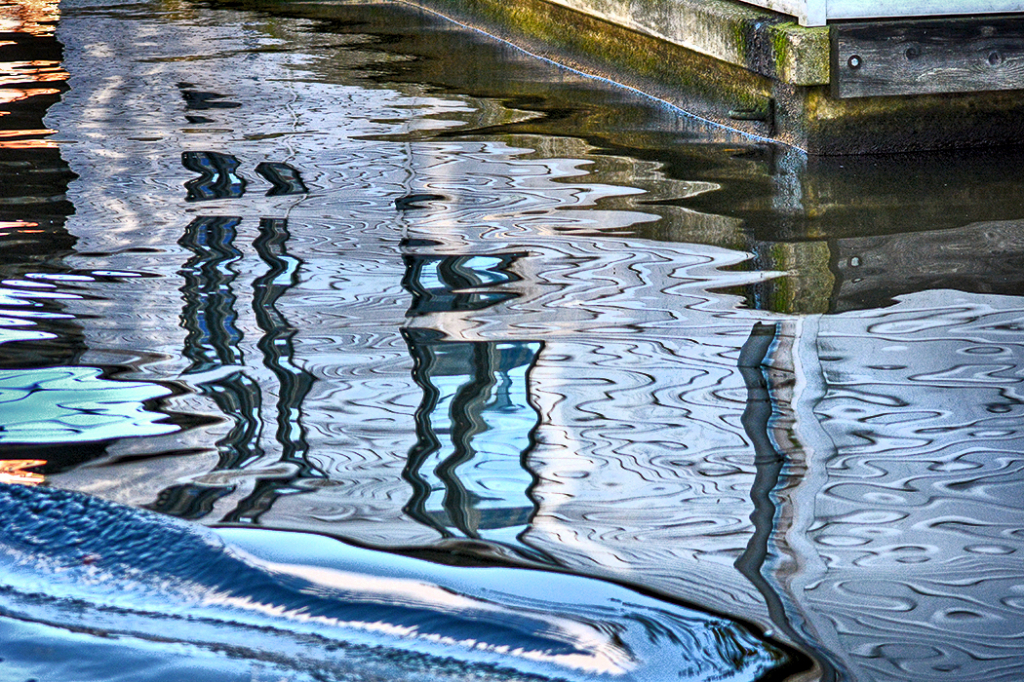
[287,0,1024,153]
[399,0,782,138]
[544,0,829,85]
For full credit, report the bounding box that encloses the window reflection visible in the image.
[151,216,321,521]
[401,249,549,562]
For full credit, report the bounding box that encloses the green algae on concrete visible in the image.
[276,0,1024,153]
[401,0,1024,154]
[402,0,781,140]
[767,22,828,85]
[539,0,830,86]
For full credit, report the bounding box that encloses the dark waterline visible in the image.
[1,0,1023,680]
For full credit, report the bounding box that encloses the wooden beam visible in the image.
[833,15,1024,98]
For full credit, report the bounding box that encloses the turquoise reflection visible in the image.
[0,366,176,443]
[402,253,522,316]
[404,331,543,545]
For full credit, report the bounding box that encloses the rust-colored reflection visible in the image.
[0,0,60,37]
[0,59,64,86]
[0,2,67,148]
[0,459,45,485]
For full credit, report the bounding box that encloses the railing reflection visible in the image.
[222,217,322,523]
[150,215,258,518]
[178,216,245,373]
[402,253,522,316]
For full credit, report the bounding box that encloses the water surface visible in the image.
[1,0,1023,680]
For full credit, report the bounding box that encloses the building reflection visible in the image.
[222,217,322,523]
[401,250,550,562]
[0,0,75,364]
[150,214,321,521]
[0,0,113,471]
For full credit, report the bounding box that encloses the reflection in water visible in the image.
[781,293,1024,682]
[0,0,74,324]
[403,252,523,316]
[0,483,794,682]
[0,0,178,455]
[735,323,790,630]
[178,216,244,373]
[0,458,44,484]
[149,215,255,517]
[182,151,247,201]
[12,0,1024,680]
[0,365,176,443]
[224,217,322,523]
[402,249,549,561]
[830,221,1024,312]
[255,161,309,196]
[177,80,241,122]
[403,330,545,554]
[0,0,64,150]
[152,215,321,521]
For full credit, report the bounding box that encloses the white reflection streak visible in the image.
[210,554,635,675]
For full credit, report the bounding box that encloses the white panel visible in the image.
[739,0,1024,25]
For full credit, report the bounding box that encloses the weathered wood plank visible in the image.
[833,16,1024,98]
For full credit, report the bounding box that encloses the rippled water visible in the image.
[1,0,1023,680]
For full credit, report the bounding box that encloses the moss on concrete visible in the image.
[272,0,1024,154]
[511,0,829,86]
[414,0,778,139]
[767,22,829,85]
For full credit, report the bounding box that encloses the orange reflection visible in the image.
[0,127,54,137]
[0,460,46,485]
[0,88,63,108]
[0,60,68,87]
[0,126,55,137]
[0,126,57,148]
[0,0,60,37]
[0,138,56,148]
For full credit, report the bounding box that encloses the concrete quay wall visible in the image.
[384,0,1024,154]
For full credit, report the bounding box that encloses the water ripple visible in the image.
[0,483,793,682]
